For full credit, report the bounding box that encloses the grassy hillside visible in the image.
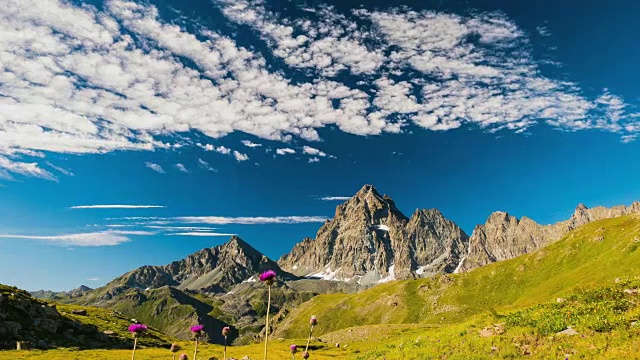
[277,214,640,338]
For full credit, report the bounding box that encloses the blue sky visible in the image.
[0,0,639,291]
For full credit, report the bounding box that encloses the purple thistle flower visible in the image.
[179,354,188,360]
[222,326,230,336]
[190,325,204,334]
[259,269,277,285]
[128,323,148,334]
[302,351,310,359]
[310,316,317,326]
[290,344,298,354]
[170,343,181,353]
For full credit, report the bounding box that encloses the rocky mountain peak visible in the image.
[105,236,286,294]
[334,184,407,224]
[570,203,591,228]
[279,185,468,284]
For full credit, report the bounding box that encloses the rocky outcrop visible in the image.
[278,185,469,284]
[0,285,119,350]
[460,201,640,272]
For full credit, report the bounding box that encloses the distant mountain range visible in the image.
[32,184,640,343]
[279,184,640,281]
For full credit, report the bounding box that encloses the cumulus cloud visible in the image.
[201,144,232,155]
[276,148,296,155]
[233,151,249,161]
[0,0,638,179]
[71,205,166,209]
[242,140,262,148]
[0,230,151,246]
[145,162,165,173]
[302,146,327,157]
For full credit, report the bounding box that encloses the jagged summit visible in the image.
[107,235,286,294]
[278,185,468,284]
[460,201,640,272]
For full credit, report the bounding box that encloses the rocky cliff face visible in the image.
[110,236,287,294]
[278,185,469,284]
[460,201,640,272]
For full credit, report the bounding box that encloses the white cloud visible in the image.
[145,162,165,174]
[144,225,218,231]
[308,157,320,163]
[233,151,249,161]
[0,230,148,246]
[217,0,385,76]
[71,205,166,209]
[86,277,100,281]
[45,161,75,177]
[276,148,296,155]
[165,232,237,237]
[302,146,327,157]
[0,0,637,179]
[621,134,637,144]
[0,156,56,181]
[174,163,189,173]
[536,26,551,37]
[203,144,231,155]
[319,196,350,201]
[198,158,217,172]
[175,215,328,224]
[242,140,262,148]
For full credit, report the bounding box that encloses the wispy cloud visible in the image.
[144,226,219,231]
[198,158,217,172]
[86,277,100,281]
[174,163,189,173]
[175,216,328,224]
[165,232,237,237]
[0,230,151,246]
[319,196,351,201]
[45,162,75,177]
[536,25,551,37]
[0,156,56,181]
[145,162,165,174]
[71,205,166,209]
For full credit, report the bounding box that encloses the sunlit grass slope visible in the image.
[277,214,640,338]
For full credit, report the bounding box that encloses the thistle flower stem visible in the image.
[194,338,198,360]
[131,337,138,360]
[264,284,271,360]
[292,354,295,360]
[305,325,314,352]
[224,336,227,360]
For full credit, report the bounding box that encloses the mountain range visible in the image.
[35,184,640,343]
